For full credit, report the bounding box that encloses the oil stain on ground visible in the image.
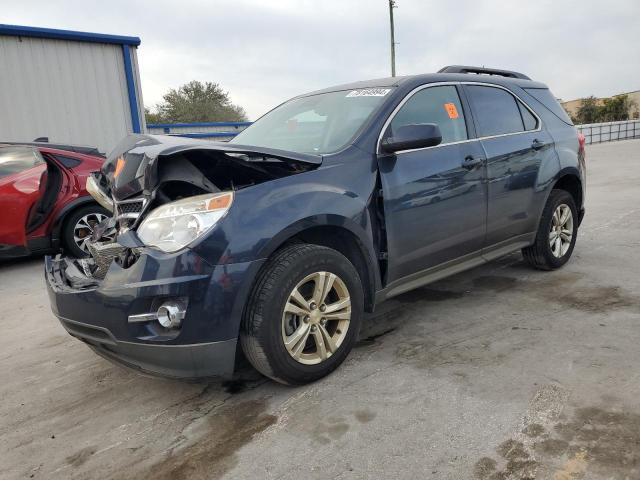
[139,399,277,480]
[472,275,518,292]
[311,416,351,444]
[355,328,396,348]
[470,272,639,315]
[474,405,640,479]
[397,287,466,303]
[543,285,640,314]
[395,339,510,369]
[354,409,376,423]
[65,445,97,467]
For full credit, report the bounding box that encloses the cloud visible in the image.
[3,0,639,119]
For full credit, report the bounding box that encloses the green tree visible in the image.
[573,94,638,124]
[599,95,636,122]
[574,96,601,124]
[153,80,247,123]
[144,107,164,124]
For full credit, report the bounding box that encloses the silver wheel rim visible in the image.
[549,204,573,258]
[281,271,352,365]
[73,213,109,253]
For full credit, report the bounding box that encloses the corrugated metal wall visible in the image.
[0,35,144,153]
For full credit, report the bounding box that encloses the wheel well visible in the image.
[52,199,101,245]
[553,174,583,210]
[283,226,377,312]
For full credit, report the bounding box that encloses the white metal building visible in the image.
[0,24,146,154]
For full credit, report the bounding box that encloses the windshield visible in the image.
[230,88,393,154]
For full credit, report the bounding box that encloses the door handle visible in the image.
[531,139,546,150]
[462,155,484,170]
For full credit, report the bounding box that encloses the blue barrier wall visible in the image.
[146,121,252,141]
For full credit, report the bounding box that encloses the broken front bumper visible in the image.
[44,249,263,378]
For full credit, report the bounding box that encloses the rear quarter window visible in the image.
[54,154,82,169]
[524,88,573,125]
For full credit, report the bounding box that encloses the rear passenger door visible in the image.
[464,84,556,249]
[378,84,487,284]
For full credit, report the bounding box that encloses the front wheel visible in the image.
[522,189,578,270]
[240,244,364,385]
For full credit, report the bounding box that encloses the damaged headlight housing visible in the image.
[137,192,233,253]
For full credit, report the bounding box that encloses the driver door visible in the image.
[378,84,488,286]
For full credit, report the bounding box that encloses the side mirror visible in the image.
[381,124,442,153]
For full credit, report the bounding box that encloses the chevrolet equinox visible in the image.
[45,65,586,385]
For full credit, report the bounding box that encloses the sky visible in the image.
[3,0,639,120]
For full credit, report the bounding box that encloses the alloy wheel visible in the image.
[549,203,573,258]
[73,213,110,253]
[281,271,352,365]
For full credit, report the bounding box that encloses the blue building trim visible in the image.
[147,122,253,129]
[168,132,239,139]
[0,24,141,46]
[122,45,142,134]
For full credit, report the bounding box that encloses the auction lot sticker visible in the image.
[346,88,391,97]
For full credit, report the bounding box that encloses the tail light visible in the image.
[578,133,586,156]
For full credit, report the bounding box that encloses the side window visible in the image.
[54,154,82,169]
[518,102,538,131]
[467,86,526,137]
[0,147,43,179]
[388,85,468,145]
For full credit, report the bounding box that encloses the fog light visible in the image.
[157,302,186,328]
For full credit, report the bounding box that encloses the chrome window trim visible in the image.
[377,81,542,155]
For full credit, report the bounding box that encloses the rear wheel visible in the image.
[522,189,578,270]
[62,205,111,258]
[240,243,363,385]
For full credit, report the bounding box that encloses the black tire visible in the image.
[522,189,578,270]
[240,243,364,385]
[62,204,111,258]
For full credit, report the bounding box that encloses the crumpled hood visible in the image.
[103,134,322,201]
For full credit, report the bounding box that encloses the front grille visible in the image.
[117,200,144,215]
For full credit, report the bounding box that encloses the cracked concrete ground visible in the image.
[1,140,639,480]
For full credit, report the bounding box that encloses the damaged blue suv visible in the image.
[45,66,586,385]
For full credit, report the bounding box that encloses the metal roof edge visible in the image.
[0,24,141,46]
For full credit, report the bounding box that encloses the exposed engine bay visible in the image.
[64,135,321,286]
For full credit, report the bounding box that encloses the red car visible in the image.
[0,143,111,259]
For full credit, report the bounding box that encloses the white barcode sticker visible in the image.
[346,88,391,97]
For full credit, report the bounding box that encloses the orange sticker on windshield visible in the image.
[444,103,459,119]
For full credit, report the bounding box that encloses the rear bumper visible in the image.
[45,249,264,378]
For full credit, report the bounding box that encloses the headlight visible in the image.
[137,192,233,252]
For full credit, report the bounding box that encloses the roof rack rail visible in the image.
[438,65,531,80]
